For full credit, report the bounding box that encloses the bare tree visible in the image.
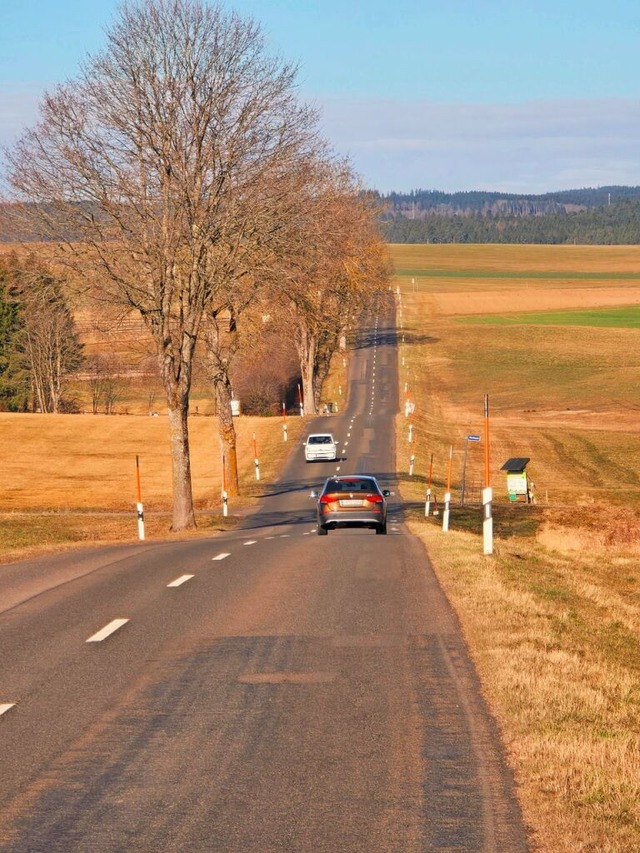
[202,285,274,496]
[87,356,107,415]
[199,151,332,495]
[86,354,127,414]
[6,0,317,530]
[6,257,84,413]
[271,165,391,414]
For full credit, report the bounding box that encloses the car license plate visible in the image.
[340,499,363,507]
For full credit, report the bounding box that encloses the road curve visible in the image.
[0,293,529,852]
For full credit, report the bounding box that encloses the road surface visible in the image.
[0,295,529,851]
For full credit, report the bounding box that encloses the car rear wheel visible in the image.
[317,526,328,536]
[376,523,387,535]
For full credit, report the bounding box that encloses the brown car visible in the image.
[312,475,390,536]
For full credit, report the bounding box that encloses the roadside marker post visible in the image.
[442,446,453,532]
[483,394,494,555]
[282,402,288,442]
[409,454,415,477]
[425,452,434,516]
[135,455,145,541]
[253,433,260,481]
[222,454,228,518]
[297,383,304,417]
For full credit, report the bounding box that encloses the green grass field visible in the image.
[458,305,640,327]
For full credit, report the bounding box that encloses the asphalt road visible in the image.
[0,295,529,852]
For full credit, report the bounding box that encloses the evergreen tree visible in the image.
[0,259,29,411]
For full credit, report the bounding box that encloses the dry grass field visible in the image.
[393,244,640,853]
[0,413,304,561]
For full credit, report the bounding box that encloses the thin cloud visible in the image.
[316,96,640,193]
[0,84,44,147]
[3,87,639,195]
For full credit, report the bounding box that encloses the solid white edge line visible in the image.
[167,574,194,588]
[0,703,15,717]
[86,618,129,643]
[212,552,230,561]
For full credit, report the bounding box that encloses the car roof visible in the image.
[329,474,377,481]
[322,475,380,487]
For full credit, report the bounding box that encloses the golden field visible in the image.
[0,413,304,559]
[393,244,640,853]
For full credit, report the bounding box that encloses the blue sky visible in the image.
[1,0,639,193]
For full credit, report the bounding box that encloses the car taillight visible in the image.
[366,494,383,503]
[319,494,335,503]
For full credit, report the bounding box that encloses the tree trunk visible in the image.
[296,323,317,416]
[215,377,240,498]
[166,402,196,531]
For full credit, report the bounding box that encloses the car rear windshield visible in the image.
[324,479,378,493]
[309,436,333,444]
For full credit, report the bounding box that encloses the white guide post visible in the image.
[442,491,451,532]
[483,487,493,555]
[136,502,145,541]
[483,394,493,555]
[135,455,145,541]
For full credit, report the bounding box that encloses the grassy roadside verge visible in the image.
[403,502,640,853]
[394,244,640,852]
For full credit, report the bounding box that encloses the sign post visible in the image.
[460,434,481,505]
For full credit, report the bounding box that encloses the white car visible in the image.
[304,433,338,462]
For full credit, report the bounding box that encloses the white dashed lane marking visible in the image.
[86,619,129,643]
[243,540,257,546]
[212,552,230,561]
[0,703,16,717]
[167,574,194,588]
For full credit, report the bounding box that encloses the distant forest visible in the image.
[4,186,640,245]
[379,186,640,244]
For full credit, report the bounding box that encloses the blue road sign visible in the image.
[467,435,481,441]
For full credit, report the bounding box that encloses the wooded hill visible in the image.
[380,186,640,244]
